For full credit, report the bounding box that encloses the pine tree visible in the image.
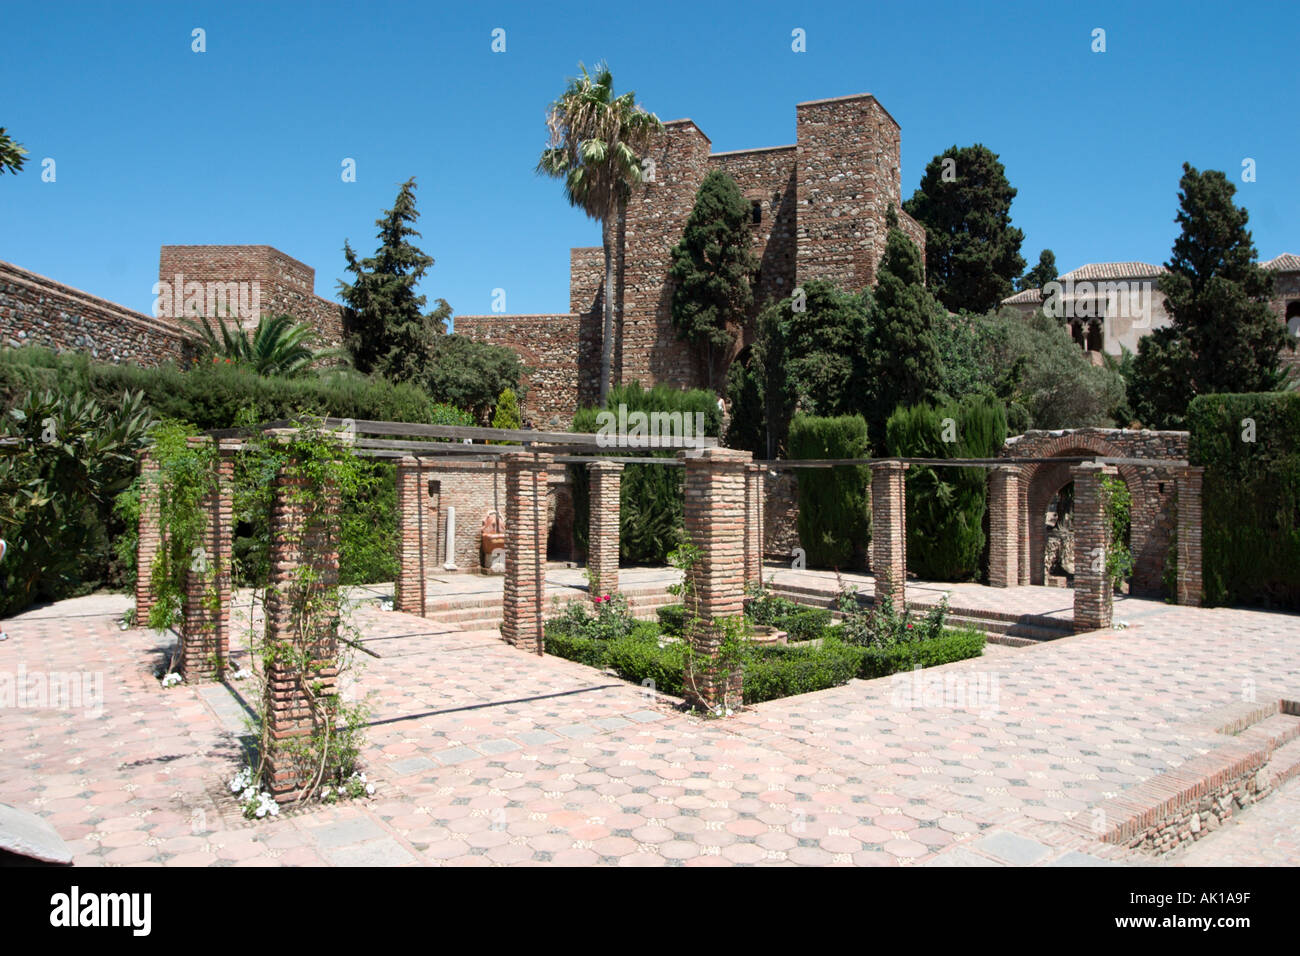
[866,226,945,445]
[338,177,443,383]
[1019,249,1057,291]
[668,170,756,388]
[1132,163,1290,427]
[903,144,1026,313]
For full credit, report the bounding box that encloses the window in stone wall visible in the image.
[1287,300,1300,338]
[752,200,762,225]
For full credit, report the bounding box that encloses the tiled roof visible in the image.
[1261,253,1300,272]
[1058,262,1167,281]
[1002,288,1043,304]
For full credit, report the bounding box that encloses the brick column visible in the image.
[179,442,233,682]
[870,461,908,608]
[502,453,552,654]
[263,462,342,802]
[744,464,764,589]
[1071,463,1116,633]
[988,466,1021,588]
[393,456,426,616]
[680,447,751,711]
[135,450,161,624]
[1176,466,1204,607]
[1017,476,1031,586]
[586,461,622,601]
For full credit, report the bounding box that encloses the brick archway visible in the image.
[1005,429,1187,596]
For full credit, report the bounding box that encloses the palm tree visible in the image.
[537,62,661,406]
[182,313,345,377]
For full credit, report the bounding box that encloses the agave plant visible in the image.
[183,313,345,377]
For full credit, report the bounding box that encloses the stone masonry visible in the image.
[1176,466,1205,607]
[680,447,751,711]
[744,464,764,589]
[459,93,925,426]
[501,453,551,654]
[870,462,908,607]
[586,461,622,600]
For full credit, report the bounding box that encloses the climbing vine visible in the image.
[1101,475,1135,592]
[667,540,748,716]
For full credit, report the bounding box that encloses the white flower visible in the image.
[365,784,375,796]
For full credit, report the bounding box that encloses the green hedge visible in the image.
[1188,392,1300,608]
[743,639,862,703]
[788,413,871,568]
[0,347,472,430]
[856,627,987,679]
[886,395,1007,581]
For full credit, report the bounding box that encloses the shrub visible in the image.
[837,587,952,649]
[604,634,687,697]
[742,638,862,704]
[657,603,686,636]
[788,413,871,568]
[0,387,153,616]
[1187,392,1300,608]
[855,627,986,680]
[886,395,1007,581]
[744,589,832,641]
[546,594,637,642]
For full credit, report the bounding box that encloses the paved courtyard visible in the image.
[2,588,1298,866]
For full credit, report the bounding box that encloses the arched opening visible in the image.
[1286,300,1300,339]
[1043,480,1074,586]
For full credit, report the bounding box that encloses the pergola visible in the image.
[134,419,1204,735]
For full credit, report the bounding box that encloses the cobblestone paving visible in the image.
[1,591,1297,866]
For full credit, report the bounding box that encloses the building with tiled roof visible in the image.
[1002,255,1300,371]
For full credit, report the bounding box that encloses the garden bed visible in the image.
[544,590,986,707]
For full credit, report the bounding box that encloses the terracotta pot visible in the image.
[480,511,505,568]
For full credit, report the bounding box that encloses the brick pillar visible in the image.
[135,450,161,624]
[179,443,233,682]
[263,463,342,802]
[680,447,751,711]
[744,464,764,589]
[1071,463,1116,633]
[1017,476,1031,586]
[502,453,552,654]
[988,466,1021,588]
[394,456,426,616]
[1176,466,1204,607]
[586,461,622,601]
[870,461,908,608]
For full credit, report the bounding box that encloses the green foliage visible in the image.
[656,603,686,635]
[886,395,1007,580]
[0,127,26,176]
[1187,392,1300,608]
[537,61,662,405]
[547,593,637,642]
[1101,475,1134,591]
[424,335,526,424]
[570,382,721,565]
[1132,164,1292,428]
[743,588,832,642]
[903,144,1026,314]
[1019,249,1057,291]
[836,587,953,649]
[491,387,521,432]
[183,313,344,377]
[855,626,986,680]
[668,170,756,388]
[742,638,862,704]
[866,227,945,445]
[0,347,473,431]
[726,281,873,458]
[788,414,871,568]
[0,387,153,616]
[338,177,444,383]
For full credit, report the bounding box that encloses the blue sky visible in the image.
[2,0,1297,327]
